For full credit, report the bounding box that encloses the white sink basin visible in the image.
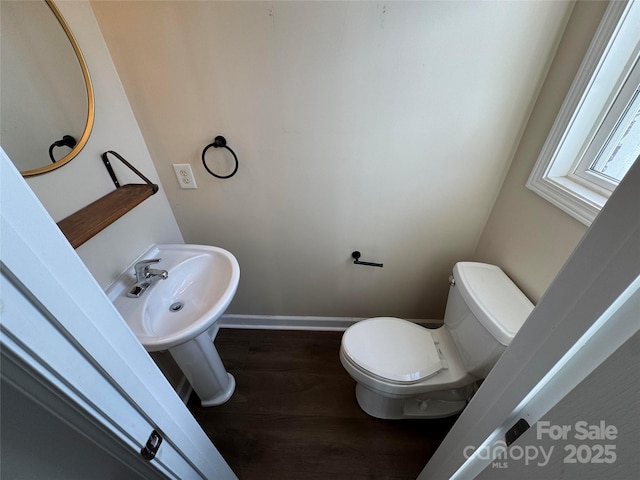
[108,244,239,406]
[109,244,239,352]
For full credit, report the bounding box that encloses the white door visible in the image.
[0,149,237,479]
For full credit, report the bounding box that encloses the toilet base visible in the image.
[355,383,472,420]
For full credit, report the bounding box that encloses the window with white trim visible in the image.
[527,0,640,226]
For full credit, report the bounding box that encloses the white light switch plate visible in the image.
[173,164,197,189]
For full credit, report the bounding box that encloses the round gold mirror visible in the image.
[1,0,94,176]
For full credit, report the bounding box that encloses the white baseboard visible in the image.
[173,315,442,403]
[219,314,442,331]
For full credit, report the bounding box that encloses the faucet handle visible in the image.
[134,258,161,279]
[137,258,161,265]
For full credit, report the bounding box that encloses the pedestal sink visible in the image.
[107,244,239,406]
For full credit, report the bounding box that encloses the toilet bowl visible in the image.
[339,262,534,419]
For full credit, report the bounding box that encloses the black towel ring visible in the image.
[201,135,239,179]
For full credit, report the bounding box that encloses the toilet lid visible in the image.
[342,317,442,383]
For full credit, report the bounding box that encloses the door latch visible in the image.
[505,418,530,446]
[140,429,163,460]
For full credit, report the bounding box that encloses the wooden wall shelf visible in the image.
[57,184,156,248]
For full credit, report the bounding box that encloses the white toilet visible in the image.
[339,262,534,419]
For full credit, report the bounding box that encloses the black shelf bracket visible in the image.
[101,150,159,193]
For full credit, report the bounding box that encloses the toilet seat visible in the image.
[341,317,443,384]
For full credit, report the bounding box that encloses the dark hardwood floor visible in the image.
[187,328,457,479]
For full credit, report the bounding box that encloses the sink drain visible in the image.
[169,301,184,312]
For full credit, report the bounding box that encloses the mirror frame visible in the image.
[21,0,95,177]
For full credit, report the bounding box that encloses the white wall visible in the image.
[92,0,572,319]
[473,1,607,302]
[21,1,183,289]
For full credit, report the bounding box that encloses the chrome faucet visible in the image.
[127,258,168,298]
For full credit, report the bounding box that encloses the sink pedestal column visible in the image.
[169,330,235,407]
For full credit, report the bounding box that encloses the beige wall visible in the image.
[473,1,608,303]
[92,0,572,319]
[21,1,183,288]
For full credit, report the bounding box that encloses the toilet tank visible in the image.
[444,262,534,378]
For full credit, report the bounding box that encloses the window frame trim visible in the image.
[569,57,640,192]
[526,1,635,226]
